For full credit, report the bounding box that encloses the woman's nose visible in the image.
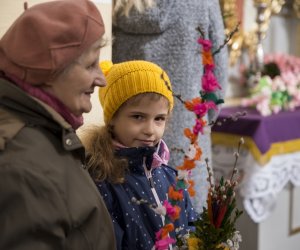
[93,67,107,87]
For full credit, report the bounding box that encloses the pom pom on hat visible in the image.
[99,60,114,76]
[99,60,174,124]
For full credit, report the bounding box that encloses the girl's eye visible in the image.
[155,116,166,122]
[131,115,143,120]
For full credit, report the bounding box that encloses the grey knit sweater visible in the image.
[112,0,228,212]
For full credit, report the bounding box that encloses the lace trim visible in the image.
[212,144,300,222]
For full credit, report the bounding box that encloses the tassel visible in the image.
[215,204,227,228]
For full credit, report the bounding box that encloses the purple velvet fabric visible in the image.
[212,107,300,154]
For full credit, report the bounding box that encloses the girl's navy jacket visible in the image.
[96,141,197,250]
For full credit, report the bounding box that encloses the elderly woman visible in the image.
[0,1,115,249]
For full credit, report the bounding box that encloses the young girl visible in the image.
[82,60,196,250]
[112,0,228,213]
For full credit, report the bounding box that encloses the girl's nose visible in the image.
[143,120,155,135]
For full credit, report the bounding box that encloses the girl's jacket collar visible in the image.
[114,140,170,171]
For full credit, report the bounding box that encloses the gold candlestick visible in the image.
[255,3,268,72]
[250,0,285,73]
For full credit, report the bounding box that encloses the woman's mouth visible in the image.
[84,90,94,98]
[85,90,94,95]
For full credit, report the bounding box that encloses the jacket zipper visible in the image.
[143,157,173,250]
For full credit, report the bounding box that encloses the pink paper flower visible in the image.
[197,38,212,51]
[202,67,221,92]
[193,118,205,135]
[155,237,176,250]
[193,103,208,117]
[162,200,181,221]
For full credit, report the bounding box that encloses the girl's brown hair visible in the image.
[81,125,128,184]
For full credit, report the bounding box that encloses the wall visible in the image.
[0,0,112,126]
[236,185,300,250]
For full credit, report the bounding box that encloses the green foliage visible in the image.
[201,91,224,105]
[190,200,243,250]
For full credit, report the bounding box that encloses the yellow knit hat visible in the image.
[99,60,174,124]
